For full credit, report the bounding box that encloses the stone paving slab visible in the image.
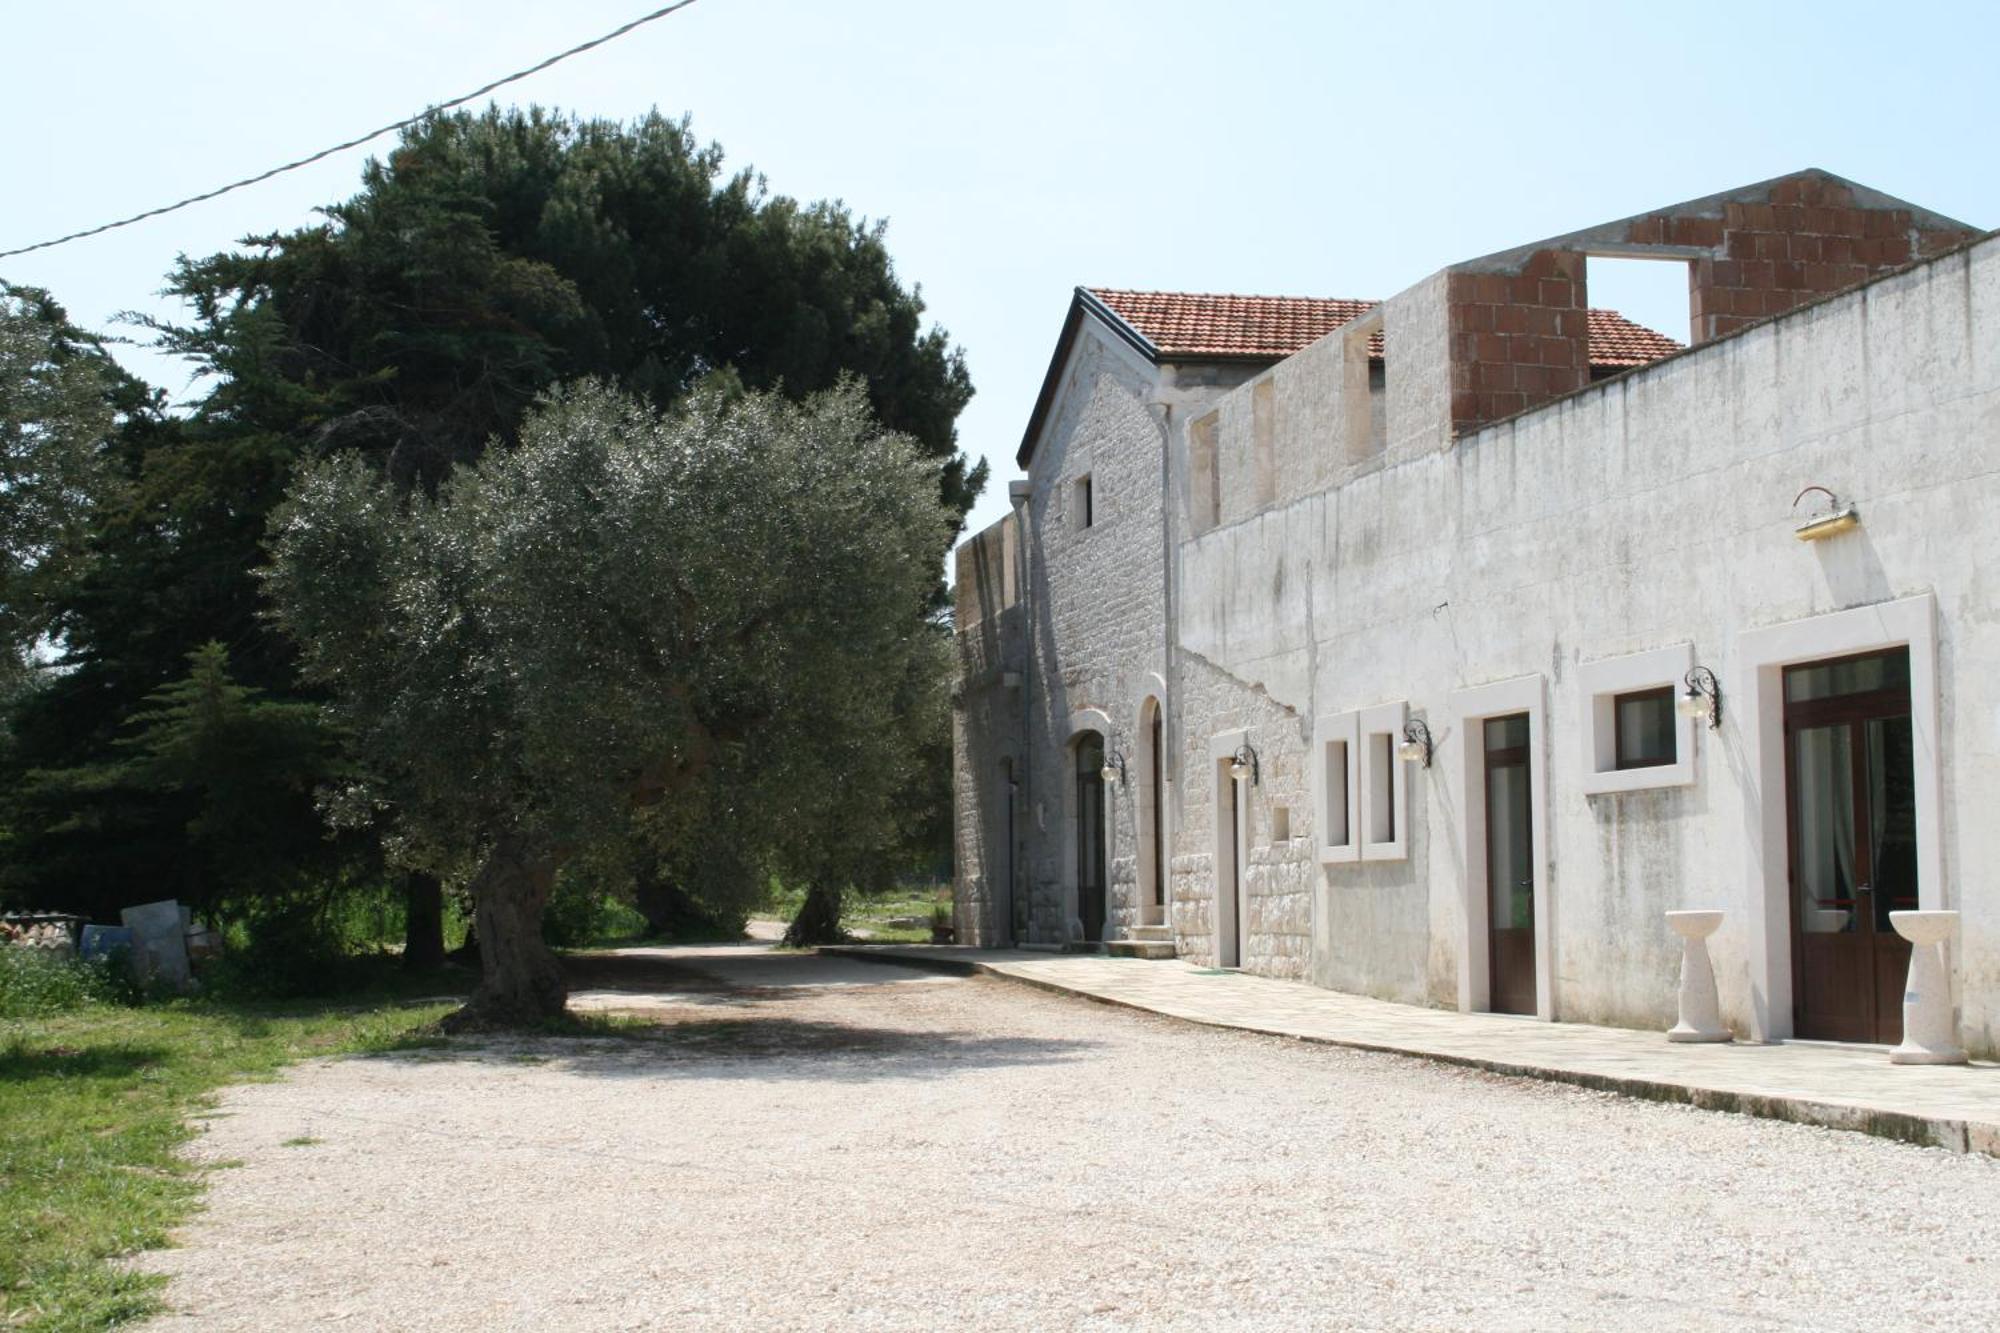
[822,944,2000,1157]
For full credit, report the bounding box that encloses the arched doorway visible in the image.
[1073,731,1108,944]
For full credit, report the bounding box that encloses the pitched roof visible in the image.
[1085,289,1379,360]
[1085,287,1684,367]
[1020,287,1685,465]
[1584,307,1684,367]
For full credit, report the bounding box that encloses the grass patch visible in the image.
[279,1136,322,1148]
[0,976,456,1330]
[758,880,949,944]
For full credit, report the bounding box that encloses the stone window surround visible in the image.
[1576,642,1697,795]
[1061,708,1114,946]
[1449,674,1554,1020]
[1207,728,1251,969]
[1132,678,1170,929]
[1313,702,1410,864]
[1311,711,1358,864]
[1736,593,1941,1043]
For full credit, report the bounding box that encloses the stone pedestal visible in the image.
[1888,910,1967,1065]
[1665,909,1731,1043]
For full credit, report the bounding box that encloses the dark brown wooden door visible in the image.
[1484,713,1537,1016]
[1075,734,1107,944]
[1786,649,1915,1044]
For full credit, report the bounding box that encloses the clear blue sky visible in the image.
[4,0,1994,544]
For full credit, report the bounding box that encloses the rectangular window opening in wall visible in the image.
[1072,473,1093,530]
[1613,686,1675,769]
[1313,713,1359,864]
[1580,644,1696,795]
[1340,315,1387,465]
[1358,701,1409,861]
[1251,379,1276,508]
[1189,413,1220,533]
[1585,255,1693,360]
[1270,805,1290,844]
[1368,357,1387,455]
[1368,733,1395,843]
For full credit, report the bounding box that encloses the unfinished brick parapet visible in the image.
[1447,249,1590,429]
[1444,170,1981,435]
[1669,175,1976,342]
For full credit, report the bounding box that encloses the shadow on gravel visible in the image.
[562,948,942,999]
[364,1016,1098,1084]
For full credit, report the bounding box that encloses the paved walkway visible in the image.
[823,944,2000,1157]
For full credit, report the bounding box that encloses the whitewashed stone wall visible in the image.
[1175,236,2000,1051]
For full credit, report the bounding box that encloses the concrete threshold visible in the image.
[821,944,2000,1158]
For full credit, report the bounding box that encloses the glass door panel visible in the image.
[1483,714,1536,1016]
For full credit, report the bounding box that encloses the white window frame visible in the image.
[1449,674,1552,1019]
[1311,711,1359,864]
[1577,643,1696,795]
[1359,701,1409,861]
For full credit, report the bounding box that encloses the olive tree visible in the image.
[263,380,947,1025]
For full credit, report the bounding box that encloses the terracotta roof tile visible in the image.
[1085,288,1683,369]
[1584,307,1685,367]
[1086,289,1378,360]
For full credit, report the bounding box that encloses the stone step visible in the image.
[1107,939,1178,961]
[1129,924,1174,942]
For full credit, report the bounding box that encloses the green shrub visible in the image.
[0,947,132,1018]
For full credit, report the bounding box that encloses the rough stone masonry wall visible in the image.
[1018,328,1170,943]
[1167,652,1314,978]
[951,514,1024,946]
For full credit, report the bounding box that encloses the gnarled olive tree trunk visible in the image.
[783,882,844,947]
[446,833,567,1029]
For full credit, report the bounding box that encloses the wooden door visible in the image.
[1075,734,1107,944]
[1786,649,1915,1044]
[1484,713,1537,1016]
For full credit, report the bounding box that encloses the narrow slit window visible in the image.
[1368,731,1396,844]
[1073,474,1094,530]
[1323,739,1350,848]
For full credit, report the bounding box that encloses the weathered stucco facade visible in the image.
[955,170,1998,1056]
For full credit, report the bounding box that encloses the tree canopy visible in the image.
[3,108,976,929]
[264,380,948,1023]
[0,285,135,703]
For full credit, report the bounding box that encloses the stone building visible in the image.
[952,168,2000,1056]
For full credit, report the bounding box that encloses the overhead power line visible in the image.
[0,0,703,261]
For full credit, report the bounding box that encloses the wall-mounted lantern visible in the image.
[1099,751,1127,786]
[1227,744,1260,786]
[1793,484,1860,541]
[1397,718,1435,768]
[1678,666,1723,730]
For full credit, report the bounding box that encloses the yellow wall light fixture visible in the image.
[1793,484,1859,541]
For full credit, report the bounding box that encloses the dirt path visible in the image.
[138,944,2000,1330]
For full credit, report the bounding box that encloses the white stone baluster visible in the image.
[1666,910,1731,1043]
[1889,910,1967,1065]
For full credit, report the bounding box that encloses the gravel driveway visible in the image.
[139,942,2000,1330]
